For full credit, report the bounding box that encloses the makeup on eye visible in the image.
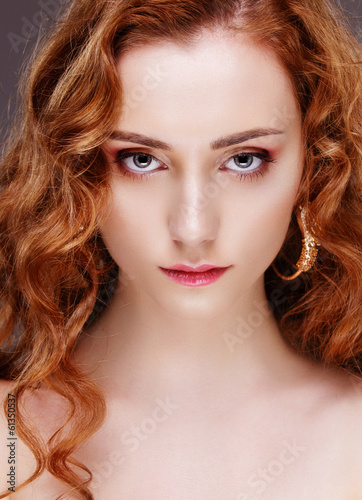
[113,148,276,182]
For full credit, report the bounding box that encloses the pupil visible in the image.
[235,154,253,168]
[134,154,151,168]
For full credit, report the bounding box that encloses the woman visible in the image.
[0,0,361,498]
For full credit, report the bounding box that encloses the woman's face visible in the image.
[101,29,303,319]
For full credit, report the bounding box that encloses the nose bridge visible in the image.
[168,168,220,247]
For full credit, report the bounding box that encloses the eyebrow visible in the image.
[109,128,284,151]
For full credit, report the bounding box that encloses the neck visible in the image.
[76,276,304,402]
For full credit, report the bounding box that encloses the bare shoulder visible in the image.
[0,379,17,494]
[334,370,362,498]
[307,365,362,498]
[303,362,362,424]
[330,369,362,440]
[320,366,362,417]
[0,379,71,498]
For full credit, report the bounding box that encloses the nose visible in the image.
[168,174,220,248]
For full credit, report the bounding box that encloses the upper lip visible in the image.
[162,263,228,272]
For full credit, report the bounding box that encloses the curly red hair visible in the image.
[0,0,361,497]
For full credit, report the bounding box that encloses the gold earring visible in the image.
[272,206,320,281]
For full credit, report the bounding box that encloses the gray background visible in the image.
[0,0,361,142]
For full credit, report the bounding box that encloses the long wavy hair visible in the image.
[0,0,361,497]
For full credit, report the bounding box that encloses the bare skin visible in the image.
[0,29,361,499]
[1,362,362,499]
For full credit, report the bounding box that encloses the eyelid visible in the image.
[218,145,271,163]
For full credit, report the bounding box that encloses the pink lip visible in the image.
[160,265,230,287]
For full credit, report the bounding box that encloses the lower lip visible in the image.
[160,267,229,287]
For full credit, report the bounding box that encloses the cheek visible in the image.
[254,198,294,258]
[99,187,161,268]
[222,172,300,271]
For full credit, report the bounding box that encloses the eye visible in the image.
[225,153,265,173]
[116,151,162,173]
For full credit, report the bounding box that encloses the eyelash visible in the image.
[113,149,275,182]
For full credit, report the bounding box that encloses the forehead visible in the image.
[115,30,300,144]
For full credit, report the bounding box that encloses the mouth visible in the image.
[159,266,231,287]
